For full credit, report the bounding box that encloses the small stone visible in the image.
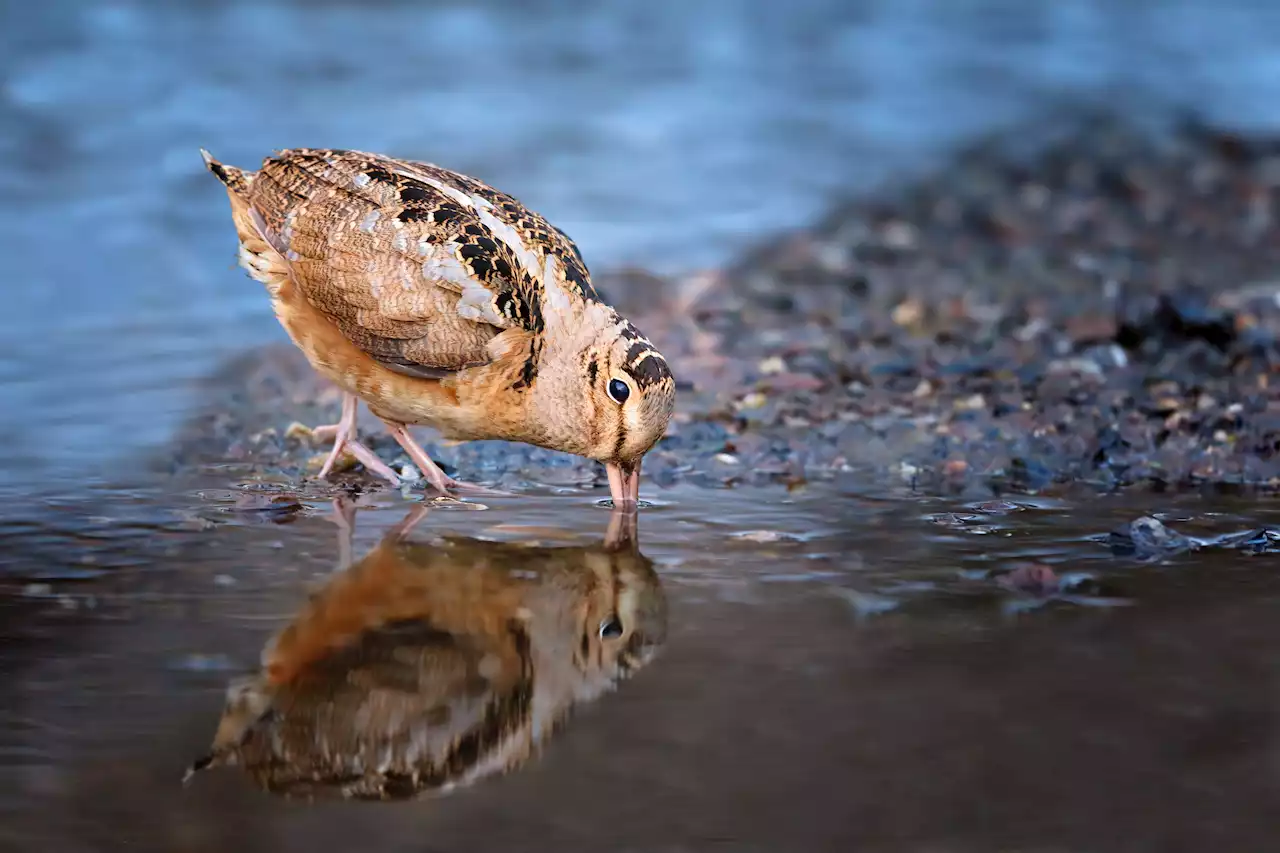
[998,563,1060,596]
[284,421,315,441]
[974,500,1022,514]
[758,355,786,375]
[881,220,918,250]
[892,298,924,327]
[23,583,52,597]
[306,450,355,473]
[1109,516,1199,560]
[213,574,236,587]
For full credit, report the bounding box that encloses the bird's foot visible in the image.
[312,393,402,486]
[309,423,341,443]
[381,420,509,498]
[318,435,402,485]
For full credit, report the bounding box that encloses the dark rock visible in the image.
[1108,516,1199,560]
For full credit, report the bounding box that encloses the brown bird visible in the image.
[201,147,676,508]
[184,501,667,800]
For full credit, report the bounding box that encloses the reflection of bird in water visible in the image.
[185,501,666,800]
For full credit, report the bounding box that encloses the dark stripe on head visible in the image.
[623,339,651,366]
[619,330,672,390]
[628,351,671,388]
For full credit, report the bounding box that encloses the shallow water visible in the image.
[4,476,1280,851]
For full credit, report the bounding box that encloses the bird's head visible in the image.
[526,302,675,509]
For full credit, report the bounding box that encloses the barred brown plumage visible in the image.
[201,146,675,508]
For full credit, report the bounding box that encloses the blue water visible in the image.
[2,0,1280,486]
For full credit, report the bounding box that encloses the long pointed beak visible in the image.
[605,460,641,511]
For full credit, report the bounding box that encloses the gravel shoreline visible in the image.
[164,113,1280,500]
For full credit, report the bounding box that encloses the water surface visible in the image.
[4,477,1280,851]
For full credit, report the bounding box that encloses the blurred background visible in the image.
[2,0,1279,490]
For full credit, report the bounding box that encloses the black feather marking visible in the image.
[399,183,434,204]
[397,207,432,223]
[493,256,514,283]
[563,259,591,295]
[628,352,671,389]
[432,204,466,228]
[458,242,486,262]
[468,256,493,279]
[621,337,672,389]
[623,340,652,366]
[617,323,645,342]
[512,338,541,391]
[362,166,395,184]
[207,160,231,185]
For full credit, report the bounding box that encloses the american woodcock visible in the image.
[201,148,676,508]
[184,502,666,799]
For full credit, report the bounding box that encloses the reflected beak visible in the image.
[604,508,638,551]
[605,460,641,511]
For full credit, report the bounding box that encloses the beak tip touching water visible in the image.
[605,461,642,511]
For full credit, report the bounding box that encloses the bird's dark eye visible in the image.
[607,378,630,405]
[599,616,624,639]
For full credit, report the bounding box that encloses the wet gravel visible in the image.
[166,113,1280,500]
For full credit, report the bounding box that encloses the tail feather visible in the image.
[200,148,252,194]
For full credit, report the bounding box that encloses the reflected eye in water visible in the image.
[599,616,624,639]
[184,499,668,801]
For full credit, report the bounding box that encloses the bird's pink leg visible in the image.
[315,393,401,485]
[380,420,507,497]
[380,420,457,492]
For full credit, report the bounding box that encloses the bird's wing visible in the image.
[229,148,594,377]
[236,619,534,798]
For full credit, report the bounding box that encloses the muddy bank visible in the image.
[164,113,1280,499]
